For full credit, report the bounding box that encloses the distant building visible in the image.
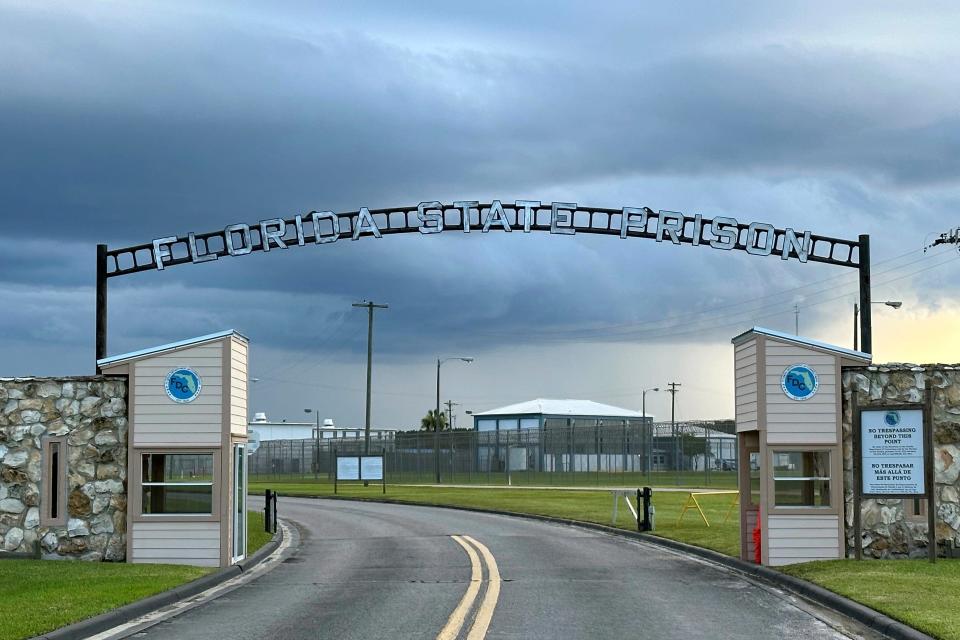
[651,422,737,471]
[471,399,654,473]
[472,398,654,432]
[248,413,315,441]
[248,413,400,441]
[469,399,733,473]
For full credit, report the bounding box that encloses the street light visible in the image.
[642,387,660,477]
[436,357,474,484]
[304,409,320,480]
[854,301,903,351]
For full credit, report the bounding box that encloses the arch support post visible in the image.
[858,234,872,355]
[96,244,108,372]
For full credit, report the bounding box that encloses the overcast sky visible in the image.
[1,1,958,428]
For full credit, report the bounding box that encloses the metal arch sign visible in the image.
[94,199,876,365]
[101,200,863,277]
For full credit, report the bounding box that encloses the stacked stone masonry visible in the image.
[843,364,960,559]
[0,377,127,561]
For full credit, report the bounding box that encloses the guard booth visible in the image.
[733,327,870,566]
[98,330,249,567]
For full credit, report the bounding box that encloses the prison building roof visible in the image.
[473,398,649,419]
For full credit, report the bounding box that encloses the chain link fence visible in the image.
[249,421,738,488]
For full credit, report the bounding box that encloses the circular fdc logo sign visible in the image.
[781,364,818,401]
[165,368,202,403]
[885,411,901,427]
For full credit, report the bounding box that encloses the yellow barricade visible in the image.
[676,490,738,527]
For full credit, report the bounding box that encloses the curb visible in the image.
[304,494,933,640]
[32,526,284,640]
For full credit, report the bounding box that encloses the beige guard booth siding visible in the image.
[733,327,870,567]
[99,330,249,568]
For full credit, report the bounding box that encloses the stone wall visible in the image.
[0,377,128,561]
[843,365,960,558]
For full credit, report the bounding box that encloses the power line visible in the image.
[477,247,928,340]
[511,251,960,344]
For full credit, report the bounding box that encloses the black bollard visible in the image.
[639,486,653,532]
[264,489,273,533]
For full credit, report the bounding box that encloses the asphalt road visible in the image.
[132,497,878,640]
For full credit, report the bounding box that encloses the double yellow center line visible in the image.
[437,535,501,640]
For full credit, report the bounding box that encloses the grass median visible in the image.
[248,509,275,555]
[3,509,270,640]
[250,480,741,555]
[0,560,212,640]
[782,559,960,640]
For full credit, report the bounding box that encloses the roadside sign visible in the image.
[337,456,360,481]
[360,456,384,481]
[853,395,936,563]
[334,452,386,494]
[861,408,925,495]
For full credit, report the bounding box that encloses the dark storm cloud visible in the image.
[2,1,960,241]
[0,0,957,376]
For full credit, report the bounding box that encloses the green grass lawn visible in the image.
[247,509,275,556]
[0,509,272,640]
[250,480,741,556]
[782,560,960,640]
[0,561,212,640]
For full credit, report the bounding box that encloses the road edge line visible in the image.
[30,524,287,640]
[306,495,933,640]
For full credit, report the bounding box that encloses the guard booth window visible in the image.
[142,453,215,515]
[749,451,761,506]
[773,451,831,508]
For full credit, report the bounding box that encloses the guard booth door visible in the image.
[232,443,248,563]
[738,432,760,563]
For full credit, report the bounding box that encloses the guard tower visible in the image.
[733,327,870,566]
[98,330,249,567]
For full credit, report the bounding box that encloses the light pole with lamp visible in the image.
[303,409,320,480]
[642,387,660,478]
[854,301,902,351]
[436,357,474,484]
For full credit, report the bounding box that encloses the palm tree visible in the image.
[420,409,448,431]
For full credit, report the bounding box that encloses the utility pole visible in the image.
[642,388,659,478]
[667,382,681,485]
[303,408,320,480]
[352,301,388,456]
[445,400,459,431]
[794,304,799,335]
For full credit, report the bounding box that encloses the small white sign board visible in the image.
[360,456,384,481]
[337,456,360,481]
[861,408,925,495]
[508,447,528,471]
